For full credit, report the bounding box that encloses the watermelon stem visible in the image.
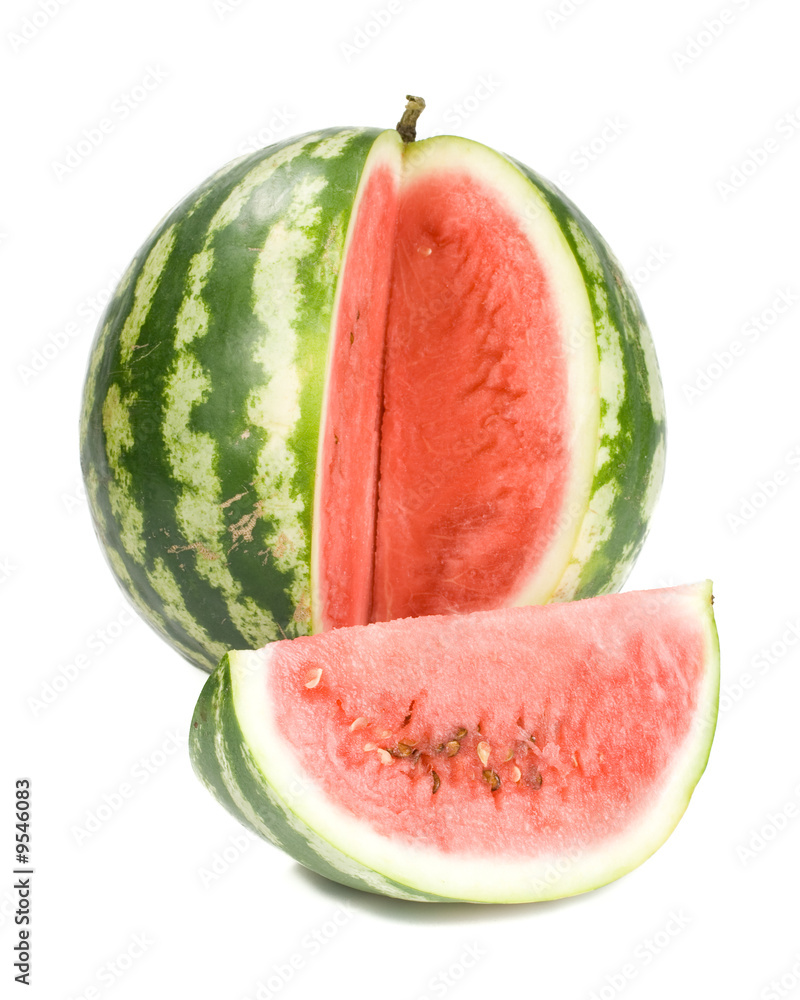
[396,95,426,143]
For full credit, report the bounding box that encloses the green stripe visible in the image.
[189,656,450,901]
[81,128,382,670]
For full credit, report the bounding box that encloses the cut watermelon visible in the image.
[190,583,719,903]
[81,122,665,672]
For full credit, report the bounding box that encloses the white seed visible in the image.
[363,743,377,752]
[304,667,322,689]
[418,245,432,256]
[376,749,393,765]
[511,765,521,783]
[349,717,368,732]
[503,748,514,762]
[477,741,491,766]
[378,731,392,740]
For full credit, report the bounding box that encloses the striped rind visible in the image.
[189,584,719,903]
[506,155,666,602]
[80,128,383,670]
[82,125,665,672]
[189,653,448,901]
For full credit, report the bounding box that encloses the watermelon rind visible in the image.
[189,583,719,904]
[81,125,665,672]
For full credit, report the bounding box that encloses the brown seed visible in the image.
[482,769,501,792]
[394,741,417,757]
[529,771,543,790]
[477,741,491,766]
[455,728,467,739]
[304,667,322,689]
[445,741,461,757]
[349,717,368,732]
[431,771,440,794]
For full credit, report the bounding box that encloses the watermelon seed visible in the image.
[304,668,322,689]
[378,730,393,740]
[376,749,393,765]
[393,741,417,757]
[529,771,543,790]
[418,245,432,257]
[511,765,521,783]
[445,741,461,757]
[482,769,501,792]
[503,748,514,762]
[401,700,416,728]
[477,741,491,766]
[363,743,377,752]
[455,728,467,739]
[431,771,440,794]
[349,717,369,732]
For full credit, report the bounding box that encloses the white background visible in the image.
[3,0,800,997]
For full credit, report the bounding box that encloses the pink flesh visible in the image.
[271,587,708,857]
[319,163,568,629]
[317,165,399,629]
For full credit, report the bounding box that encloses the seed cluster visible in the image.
[350,715,546,797]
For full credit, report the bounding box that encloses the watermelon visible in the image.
[189,583,719,903]
[80,108,665,672]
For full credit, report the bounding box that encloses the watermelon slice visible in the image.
[190,583,719,903]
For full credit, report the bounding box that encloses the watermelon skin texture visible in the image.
[81,129,382,670]
[80,125,665,672]
[188,585,719,904]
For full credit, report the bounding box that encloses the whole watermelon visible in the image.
[80,116,665,671]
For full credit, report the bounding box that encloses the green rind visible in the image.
[189,654,452,902]
[189,585,719,904]
[80,128,383,670]
[507,156,666,600]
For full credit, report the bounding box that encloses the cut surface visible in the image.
[192,583,719,903]
[315,134,599,630]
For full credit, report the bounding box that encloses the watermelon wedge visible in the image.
[190,583,719,903]
[81,121,665,672]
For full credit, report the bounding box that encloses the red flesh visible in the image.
[272,588,708,856]
[320,160,568,629]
